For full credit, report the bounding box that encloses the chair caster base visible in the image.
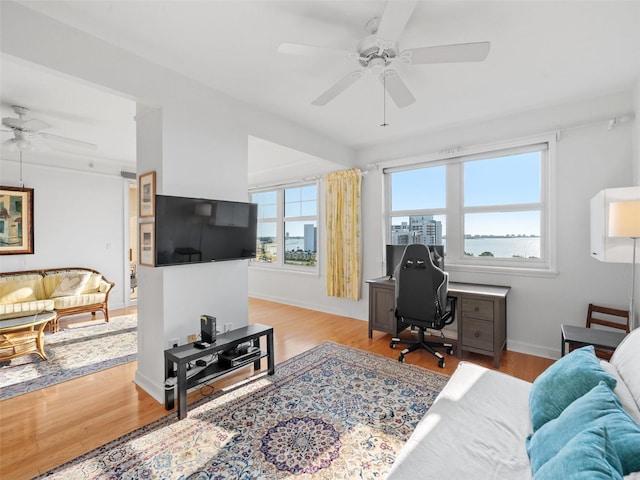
[438,358,446,368]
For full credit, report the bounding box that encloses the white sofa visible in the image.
[387,327,640,479]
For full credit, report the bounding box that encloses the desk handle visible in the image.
[474,307,480,312]
[474,331,480,338]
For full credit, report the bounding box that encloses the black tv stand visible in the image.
[164,323,274,419]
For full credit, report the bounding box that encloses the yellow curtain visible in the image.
[325,168,362,300]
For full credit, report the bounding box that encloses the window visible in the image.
[386,139,552,271]
[251,183,318,270]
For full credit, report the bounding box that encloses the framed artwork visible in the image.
[0,186,34,255]
[138,171,156,218]
[139,222,155,266]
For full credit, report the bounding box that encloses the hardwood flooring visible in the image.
[0,298,554,479]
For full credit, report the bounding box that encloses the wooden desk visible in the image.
[366,277,510,367]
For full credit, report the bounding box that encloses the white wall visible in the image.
[250,90,637,359]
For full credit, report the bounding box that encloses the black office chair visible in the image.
[390,244,456,368]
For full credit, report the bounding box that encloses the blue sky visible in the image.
[391,152,541,236]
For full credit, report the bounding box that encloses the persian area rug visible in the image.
[0,315,137,400]
[38,341,449,480]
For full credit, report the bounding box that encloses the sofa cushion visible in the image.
[527,381,640,476]
[0,274,43,304]
[533,426,623,480]
[0,299,55,320]
[601,360,640,424]
[51,293,107,310]
[81,273,103,294]
[611,328,640,418]
[529,345,617,431]
[50,272,91,298]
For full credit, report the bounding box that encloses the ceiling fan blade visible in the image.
[379,69,415,108]
[404,41,491,64]
[1,117,51,132]
[24,134,53,152]
[40,132,97,150]
[312,71,363,106]
[278,42,354,61]
[376,0,419,42]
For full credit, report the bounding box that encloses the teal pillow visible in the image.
[529,345,617,431]
[527,382,640,476]
[533,426,623,480]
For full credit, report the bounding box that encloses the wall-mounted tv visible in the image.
[155,195,257,266]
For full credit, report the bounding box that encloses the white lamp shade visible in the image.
[609,201,640,238]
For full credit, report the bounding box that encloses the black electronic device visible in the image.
[195,359,207,367]
[200,315,216,344]
[193,341,211,349]
[386,244,445,278]
[155,195,258,266]
[218,345,261,367]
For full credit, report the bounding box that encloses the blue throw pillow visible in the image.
[529,345,617,431]
[527,381,640,476]
[533,426,623,480]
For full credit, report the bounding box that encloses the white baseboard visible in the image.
[507,339,558,360]
[134,369,165,404]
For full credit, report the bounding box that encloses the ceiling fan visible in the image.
[1,105,97,152]
[278,0,490,108]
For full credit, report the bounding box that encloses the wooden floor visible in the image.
[0,298,554,479]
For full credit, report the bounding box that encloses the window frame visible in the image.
[384,135,556,275]
[250,180,320,274]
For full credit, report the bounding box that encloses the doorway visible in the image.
[128,182,138,303]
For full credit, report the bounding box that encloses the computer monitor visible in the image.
[385,244,445,278]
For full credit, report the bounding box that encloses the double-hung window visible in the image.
[386,137,553,272]
[250,183,318,271]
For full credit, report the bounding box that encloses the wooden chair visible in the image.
[568,303,630,360]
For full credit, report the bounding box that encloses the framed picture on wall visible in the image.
[139,222,155,266]
[138,171,156,218]
[0,186,34,255]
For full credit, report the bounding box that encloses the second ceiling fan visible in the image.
[278,0,490,108]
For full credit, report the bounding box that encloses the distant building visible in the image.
[391,215,442,245]
[304,224,317,251]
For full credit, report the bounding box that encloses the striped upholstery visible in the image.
[51,293,107,309]
[0,274,47,303]
[0,299,55,319]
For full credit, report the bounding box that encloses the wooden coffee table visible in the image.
[0,311,57,363]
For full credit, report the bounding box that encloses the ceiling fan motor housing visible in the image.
[357,35,398,68]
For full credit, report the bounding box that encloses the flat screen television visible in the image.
[385,244,445,278]
[155,195,257,266]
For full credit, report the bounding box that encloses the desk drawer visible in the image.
[462,298,494,321]
[461,318,494,351]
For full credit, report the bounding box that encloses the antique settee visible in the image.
[0,268,114,333]
[387,327,640,479]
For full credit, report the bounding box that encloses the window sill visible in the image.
[249,263,320,278]
[445,263,559,278]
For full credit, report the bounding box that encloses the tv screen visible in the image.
[386,244,445,278]
[155,195,257,266]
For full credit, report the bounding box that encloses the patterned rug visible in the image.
[38,341,449,479]
[0,315,137,400]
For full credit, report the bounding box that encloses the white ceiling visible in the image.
[2,0,640,173]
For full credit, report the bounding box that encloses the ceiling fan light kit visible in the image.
[278,0,491,112]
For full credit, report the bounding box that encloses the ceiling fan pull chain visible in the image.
[19,150,24,188]
[381,70,389,127]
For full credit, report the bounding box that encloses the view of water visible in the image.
[463,237,540,258]
[267,237,540,259]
